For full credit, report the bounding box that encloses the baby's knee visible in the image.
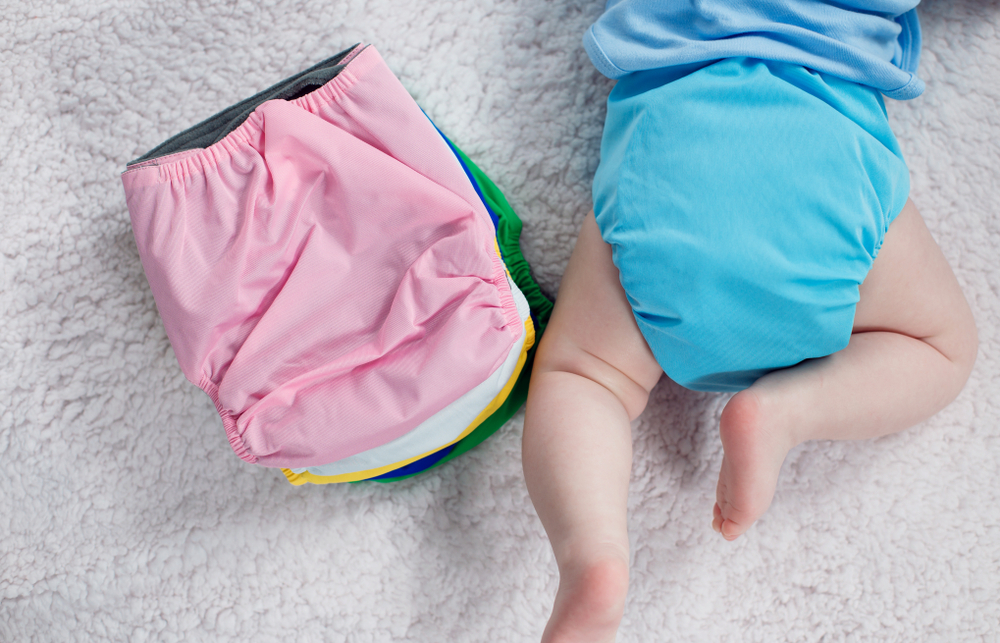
[919,296,979,407]
[946,303,979,386]
[533,328,655,422]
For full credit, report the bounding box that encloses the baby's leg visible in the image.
[523,211,662,643]
[713,199,979,540]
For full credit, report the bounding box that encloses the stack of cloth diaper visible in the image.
[121,44,552,485]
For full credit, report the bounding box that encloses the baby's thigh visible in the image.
[535,211,663,419]
[853,199,978,365]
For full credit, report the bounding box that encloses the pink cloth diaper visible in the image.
[122,46,522,469]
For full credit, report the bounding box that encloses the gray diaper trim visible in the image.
[128,44,362,166]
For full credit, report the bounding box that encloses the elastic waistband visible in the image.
[122,44,377,186]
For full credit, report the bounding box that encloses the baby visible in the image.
[521,2,979,642]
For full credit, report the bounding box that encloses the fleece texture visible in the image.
[1,1,998,641]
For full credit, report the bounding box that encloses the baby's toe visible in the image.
[720,518,745,541]
[712,503,723,533]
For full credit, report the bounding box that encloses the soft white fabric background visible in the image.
[2,1,998,641]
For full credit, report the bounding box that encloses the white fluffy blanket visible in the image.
[2,1,998,640]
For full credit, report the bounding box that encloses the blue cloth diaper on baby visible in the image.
[593,57,911,392]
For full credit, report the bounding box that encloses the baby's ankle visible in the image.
[728,385,803,451]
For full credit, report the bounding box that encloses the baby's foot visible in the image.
[712,388,794,541]
[541,552,629,643]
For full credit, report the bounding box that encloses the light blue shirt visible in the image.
[584,0,923,99]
